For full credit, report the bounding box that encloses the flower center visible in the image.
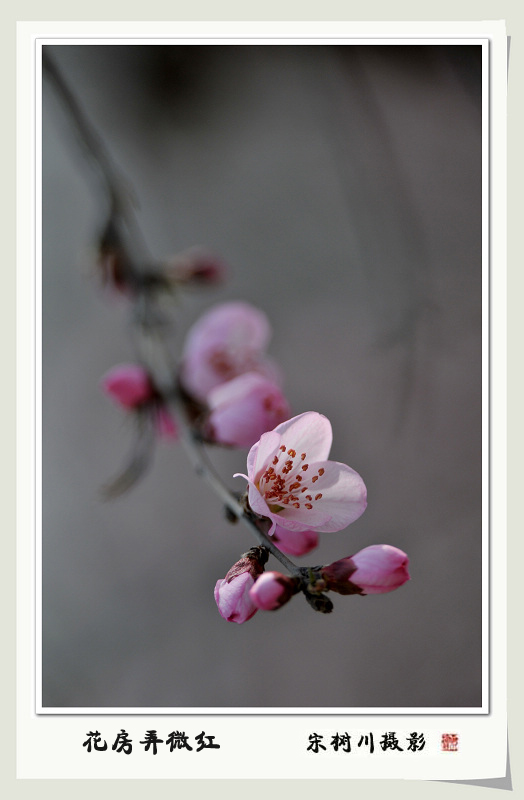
[259,445,324,512]
[208,348,238,379]
[209,346,258,379]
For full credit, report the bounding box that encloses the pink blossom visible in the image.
[272,525,319,557]
[249,571,298,611]
[180,301,279,402]
[322,545,410,595]
[101,364,153,408]
[234,412,367,536]
[204,372,290,449]
[214,549,267,624]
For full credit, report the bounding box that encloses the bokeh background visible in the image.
[42,44,482,708]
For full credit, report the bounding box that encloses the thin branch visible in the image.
[130,304,302,577]
[42,48,150,265]
[182,432,302,577]
[43,51,331,605]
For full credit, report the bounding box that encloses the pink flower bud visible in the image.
[101,364,153,409]
[322,545,410,595]
[214,573,258,624]
[165,248,226,286]
[204,372,290,449]
[180,301,278,402]
[214,548,268,624]
[249,571,298,611]
[154,406,179,441]
[272,525,319,557]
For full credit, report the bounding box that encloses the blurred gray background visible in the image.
[42,44,482,708]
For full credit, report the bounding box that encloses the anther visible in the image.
[287,449,296,457]
[305,503,313,510]
[318,468,325,476]
[312,476,318,483]
[315,493,323,500]
[293,502,300,509]
[301,453,306,460]
[301,464,309,471]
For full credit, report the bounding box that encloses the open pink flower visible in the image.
[214,549,267,624]
[101,364,153,408]
[272,525,319,556]
[322,545,410,595]
[235,412,367,536]
[249,571,298,611]
[180,301,279,402]
[204,372,290,449]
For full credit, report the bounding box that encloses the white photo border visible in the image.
[17,19,507,781]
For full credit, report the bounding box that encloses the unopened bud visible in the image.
[322,545,410,596]
[214,547,269,624]
[272,525,319,557]
[154,406,178,440]
[204,372,290,449]
[249,571,298,611]
[165,248,226,287]
[101,364,154,409]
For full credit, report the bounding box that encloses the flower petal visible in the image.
[302,460,367,532]
[270,412,333,463]
[246,430,281,483]
[269,504,332,532]
[246,479,275,519]
[184,301,271,358]
[258,460,366,533]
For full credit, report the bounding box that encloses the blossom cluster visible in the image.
[215,543,410,624]
[181,301,290,448]
[99,277,410,624]
[101,300,319,554]
[215,410,409,623]
[101,301,290,450]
